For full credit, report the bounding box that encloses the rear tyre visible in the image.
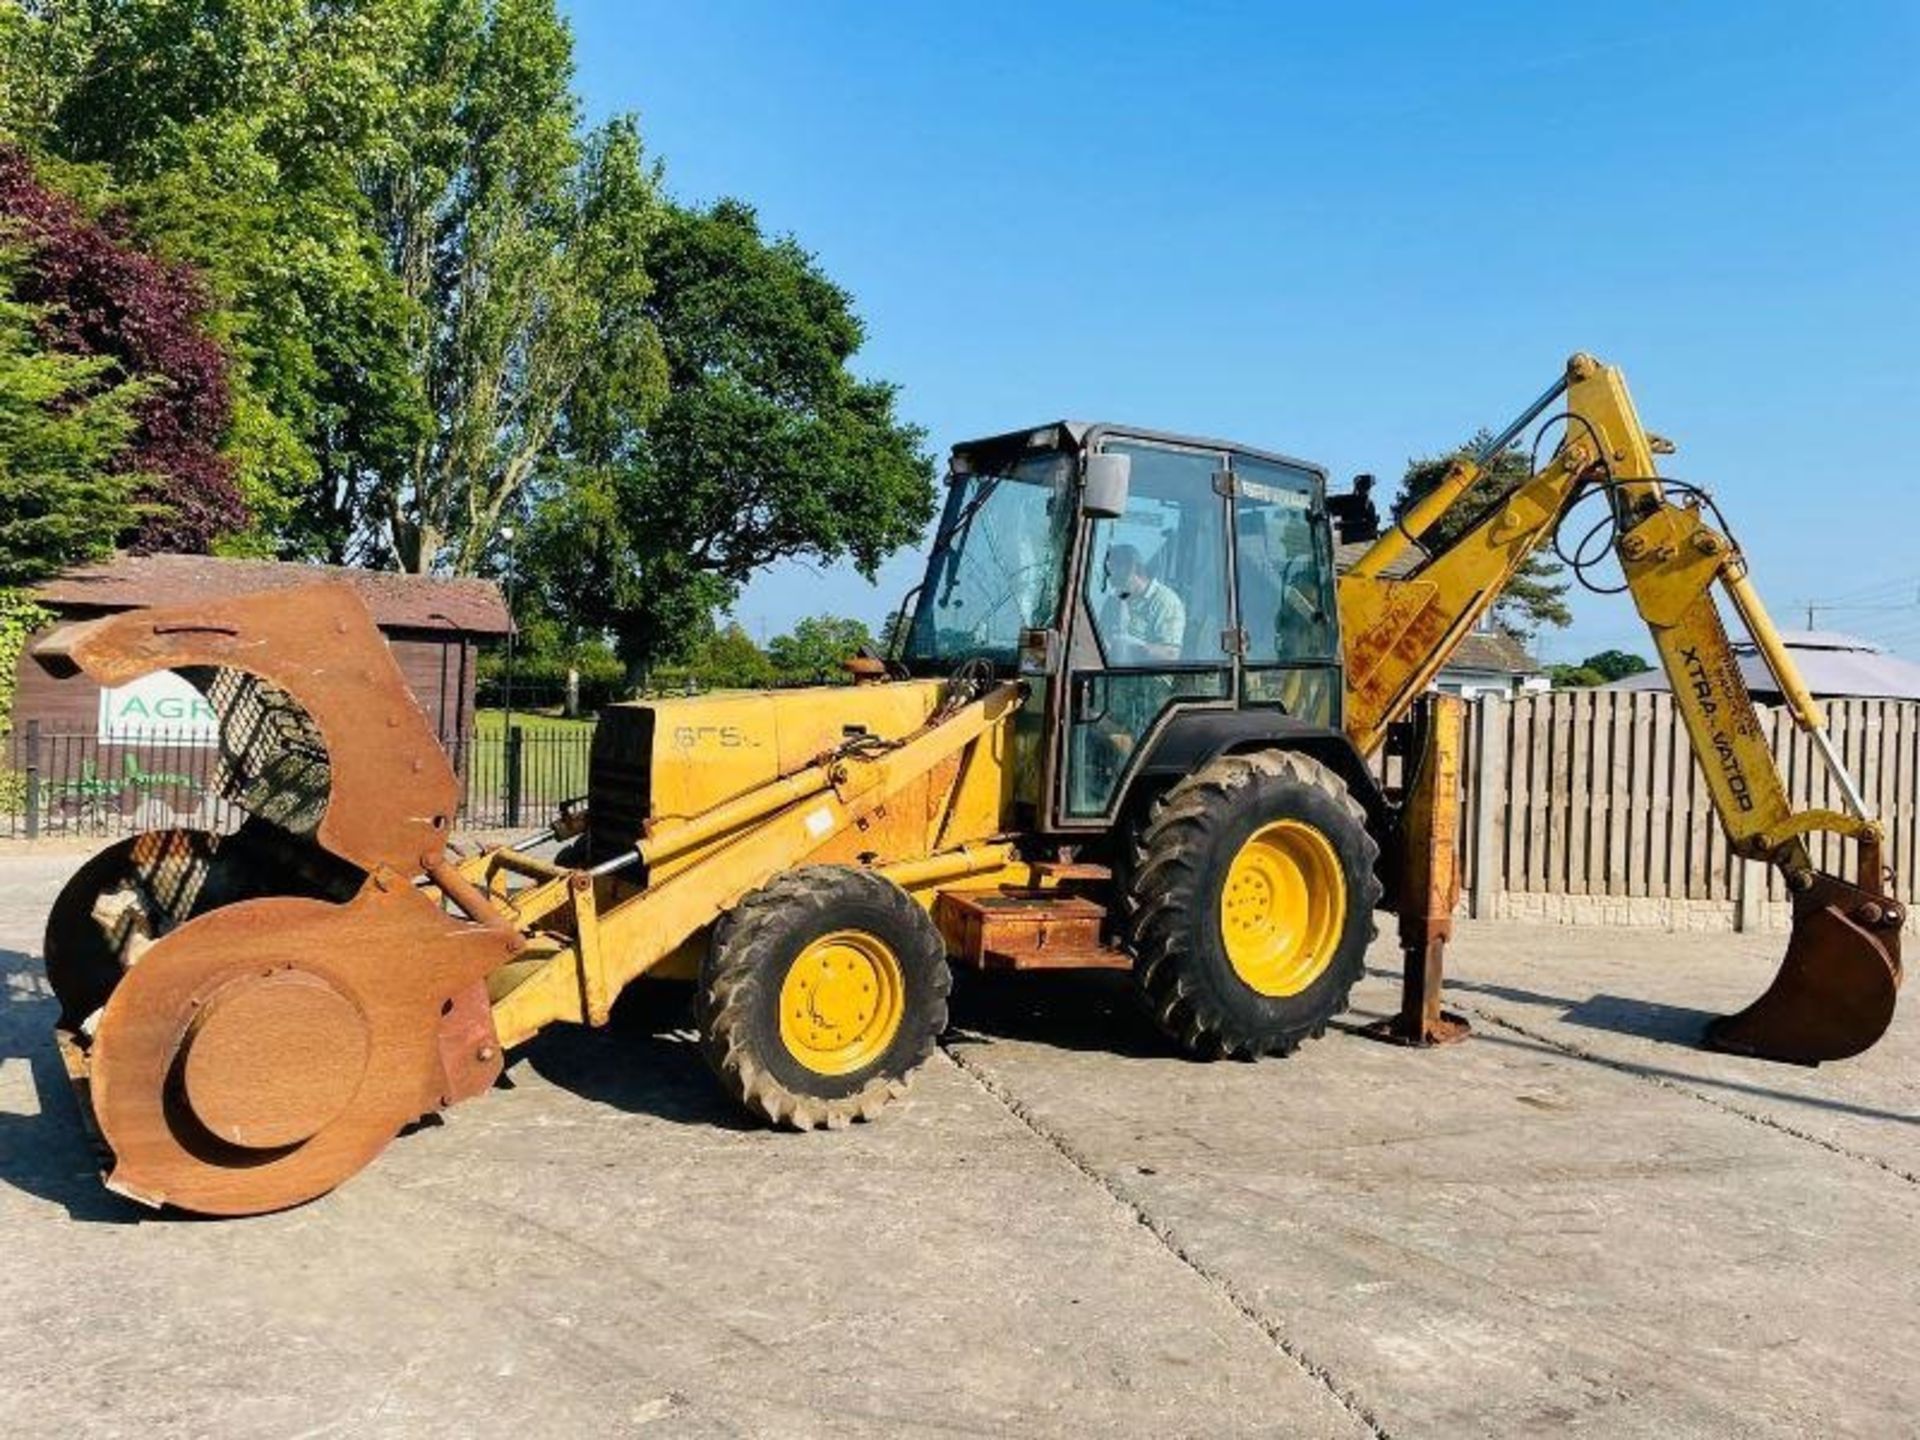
[697,866,950,1130]
[1129,750,1379,1059]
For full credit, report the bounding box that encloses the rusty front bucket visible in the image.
[1705,870,1904,1066]
[35,584,518,1214]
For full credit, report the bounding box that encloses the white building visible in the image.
[1600,630,1920,703]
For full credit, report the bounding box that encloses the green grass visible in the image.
[473,708,597,738]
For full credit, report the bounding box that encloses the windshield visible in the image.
[904,450,1075,669]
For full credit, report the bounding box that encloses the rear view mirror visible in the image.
[1082,452,1131,518]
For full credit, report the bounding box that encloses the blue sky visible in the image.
[564,1,1919,662]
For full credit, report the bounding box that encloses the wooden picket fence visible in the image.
[1450,691,1919,928]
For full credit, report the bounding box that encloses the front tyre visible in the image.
[697,866,951,1129]
[1129,750,1380,1058]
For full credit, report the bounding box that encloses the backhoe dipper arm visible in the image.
[1338,352,1902,1064]
[1558,356,1877,878]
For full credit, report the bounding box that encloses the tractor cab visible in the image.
[902,422,1343,831]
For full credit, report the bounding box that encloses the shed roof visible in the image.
[32,553,513,636]
[1447,629,1543,676]
[1600,630,1920,701]
[1334,539,1420,579]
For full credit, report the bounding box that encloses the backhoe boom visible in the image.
[1337,353,1903,1063]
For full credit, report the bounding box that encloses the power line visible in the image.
[1857,622,1920,655]
[1807,572,1920,607]
[1800,584,1920,630]
[1797,579,1920,618]
[1865,619,1920,642]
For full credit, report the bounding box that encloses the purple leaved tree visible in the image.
[0,143,246,552]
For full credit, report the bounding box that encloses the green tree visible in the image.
[1547,648,1653,689]
[1547,663,1606,689]
[511,463,629,652]
[1583,648,1652,682]
[367,7,665,573]
[9,0,660,572]
[687,620,775,690]
[1394,431,1572,640]
[878,605,911,659]
[7,1,928,643]
[0,248,140,730]
[21,0,429,555]
[0,261,145,585]
[0,1,90,145]
[527,198,935,671]
[768,615,874,684]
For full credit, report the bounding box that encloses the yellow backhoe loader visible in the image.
[36,353,1904,1215]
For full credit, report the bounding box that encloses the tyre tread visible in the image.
[1127,750,1381,1059]
[696,866,948,1131]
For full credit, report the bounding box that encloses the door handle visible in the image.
[1074,674,1109,724]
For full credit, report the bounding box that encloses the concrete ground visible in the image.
[1,848,1915,1438]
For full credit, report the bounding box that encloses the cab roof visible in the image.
[950,420,1327,482]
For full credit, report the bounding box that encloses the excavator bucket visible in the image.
[35,584,519,1215]
[1705,869,1904,1066]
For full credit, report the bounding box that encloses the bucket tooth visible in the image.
[1704,872,1903,1066]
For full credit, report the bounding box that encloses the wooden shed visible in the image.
[18,553,512,746]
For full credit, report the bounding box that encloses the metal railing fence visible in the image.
[2,722,597,839]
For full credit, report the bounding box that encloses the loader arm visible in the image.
[476,678,1026,1048]
[1338,352,1903,1063]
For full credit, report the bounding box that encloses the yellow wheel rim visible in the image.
[1219,820,1346,997]
[778,930,906,1076]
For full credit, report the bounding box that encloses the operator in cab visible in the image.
[1099,544,1186,664]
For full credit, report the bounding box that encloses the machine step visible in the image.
[935,891,1129,972]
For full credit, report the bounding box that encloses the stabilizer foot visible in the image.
[1361,1008,1471,1048]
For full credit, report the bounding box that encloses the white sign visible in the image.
[98,670,219,746]
[1241,478,1311,508]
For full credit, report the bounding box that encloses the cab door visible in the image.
[1052,438,1236,826]
[1230,455,1341,727]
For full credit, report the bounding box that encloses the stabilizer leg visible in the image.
[1363,693,1471,1049]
